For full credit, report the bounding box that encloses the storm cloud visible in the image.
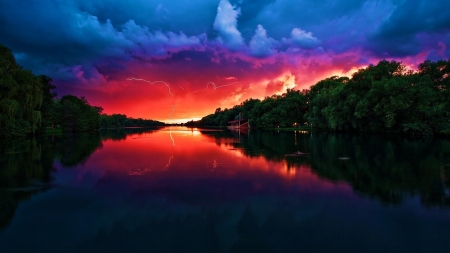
[0,0,449,121]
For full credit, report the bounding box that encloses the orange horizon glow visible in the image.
[57,64,362,123]
[56,49,429,123]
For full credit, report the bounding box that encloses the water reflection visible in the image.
[307,134,450,206]
[1,127,450,252]
[0,138,54,229]
[202,130,450,206]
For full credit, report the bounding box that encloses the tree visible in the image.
[306,76,348,130]
[58,95,101,132]
[418,60,450,134]
[38,75,57,132]
[0,44,43,137]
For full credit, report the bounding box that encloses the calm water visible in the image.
[1,127,450,253]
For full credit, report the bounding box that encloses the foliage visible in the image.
[189,58,449,135]
[0,43,164,137]
[305,60,450,135]
[99,114,165,128]
[189,90,308,129]
[2,42,449,136]
[38,75,58,131]
[0,45,45,137]
[57,95,102,132]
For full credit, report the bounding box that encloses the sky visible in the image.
[1,0,449,123]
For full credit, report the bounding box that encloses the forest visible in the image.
[188,59,450,135]
[2,42,449,137]
[0,44,164,138]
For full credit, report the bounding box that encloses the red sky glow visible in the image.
[1,0,449,123]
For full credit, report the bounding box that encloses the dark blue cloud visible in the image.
[368,0,450,57]
[0,1,208,61]
[0,0,208,83]
[78,0,219,36]
[235,0,370,41]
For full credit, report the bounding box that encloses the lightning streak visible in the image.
[164,155,174,170]
[125,78,240,146]
[126,78,173,96]
[169,104,176,146]
[190,82,240,94]
[170,104,176,119]
[169,127,175,146]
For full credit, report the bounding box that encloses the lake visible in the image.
[1,127,450,253]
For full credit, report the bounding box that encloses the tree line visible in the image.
[0,44,164,138]
[2,42,449,136]
[187,59,450,135]
[100,113,164,128]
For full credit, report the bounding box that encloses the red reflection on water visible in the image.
[64,127,351,198]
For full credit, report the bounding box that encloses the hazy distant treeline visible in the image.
[188,59,450,135]
[0,44,164,138]
[100,113,165,128]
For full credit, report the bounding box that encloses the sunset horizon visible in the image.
[1,0,449,123]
